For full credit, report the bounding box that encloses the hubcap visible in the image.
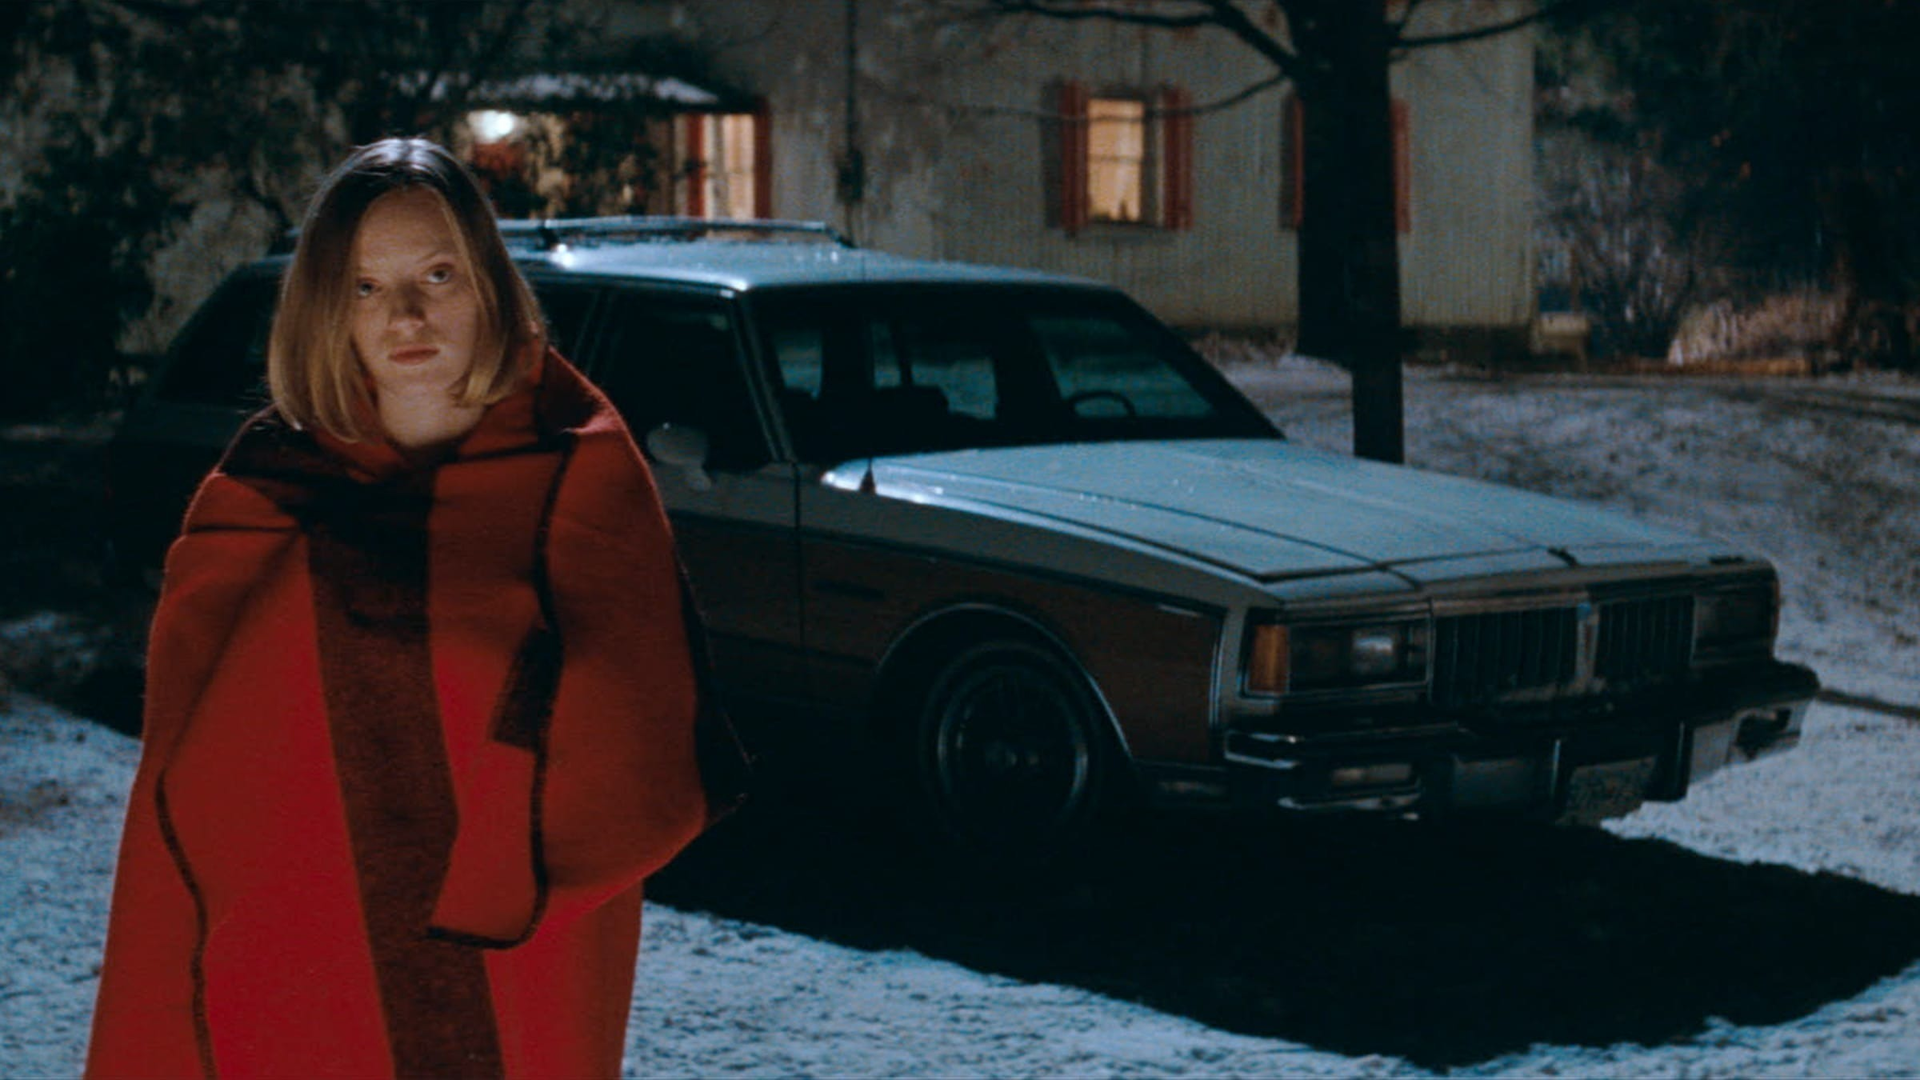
[930,660,1092,844]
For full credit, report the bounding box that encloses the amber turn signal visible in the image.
[1246,623,1290,694]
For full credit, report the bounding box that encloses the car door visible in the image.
[578,285,805,707]
[525,273,602,361]
[110,269,282,576]
[754,286,1037,712]
[111,270,603,582]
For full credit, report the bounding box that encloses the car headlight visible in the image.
[1695,579,1778,653]
[1245,618,1430,695]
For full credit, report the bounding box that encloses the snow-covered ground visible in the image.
[6,358,1920,1077]
[1226,355,1920,712]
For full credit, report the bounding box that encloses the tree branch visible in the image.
[978,0,1302,79]
[470,0,538,85]
[1393,0,1599,50]
[1393,0,1431,38]
[1195,0,1301,78]
[1180,69,1289,115]
[982,0,1220,31]
[97,0,202,33]
[875,68,1289,122]
[435,0,536,114]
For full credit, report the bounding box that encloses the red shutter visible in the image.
[1057,81,1090,235]
[1283,94,1405,233]
[752,98,774,219]
[684,114,707,218]
[1392,97,1411,235]
[1160,85,1194,231]
[1282,92,1304,231]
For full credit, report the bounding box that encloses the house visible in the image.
[453,1,1537,351]
[3,1,1536,359]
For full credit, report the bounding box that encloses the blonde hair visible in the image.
[268,137,541,441]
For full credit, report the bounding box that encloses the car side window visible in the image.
[866,323,903,389]
[583,289,769,471]
[767,325,825,398]
[760,294,1016,461]
[1031,314,1217,419]
[754,285,1268,461]
[531,282,596,360]
[156,274,278,408]
[876,316,1002,421]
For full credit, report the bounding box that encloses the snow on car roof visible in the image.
[519,241,1111,292]
[252,235,1111,294]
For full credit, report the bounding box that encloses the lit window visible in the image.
[706,113,758,219]
[1051,83,1193,234]
[675,110,770,219]
[1087,98,1148,224]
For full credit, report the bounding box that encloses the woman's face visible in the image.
[348,188,486,401]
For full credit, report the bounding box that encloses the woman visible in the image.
[88,138,723,1078]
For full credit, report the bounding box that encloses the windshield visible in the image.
[750,284,1278,462]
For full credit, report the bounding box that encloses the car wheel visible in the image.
[911,638,1118,859]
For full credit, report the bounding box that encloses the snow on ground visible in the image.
[0,697,136,1074]
[1228,358,1920,710]
[6,359,1920,1077]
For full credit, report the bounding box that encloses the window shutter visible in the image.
[1282,95,1406,233]
[1056,81,1090,234]
[1391,97,1411,235]
[752,98,774,219]
[1282,92,1304,231]
[1160,85,1194,231]
[684,114,707,218]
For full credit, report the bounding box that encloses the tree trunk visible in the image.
[1825,168,1915,372]
[1293,1,1405,463]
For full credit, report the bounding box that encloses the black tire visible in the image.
[909,637,1120,860]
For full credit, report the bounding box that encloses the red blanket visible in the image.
[88,350,710,1078]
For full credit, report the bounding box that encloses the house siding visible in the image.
[1394,8,1538,329]
[925,20,1295,329]
[669,0,1535,334]
[60,0,1537,349]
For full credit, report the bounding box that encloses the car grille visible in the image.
[1433,608,1578,708]
[1596,594,1695,683]
[1432,594,1696,709]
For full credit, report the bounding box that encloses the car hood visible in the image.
[858,440,1716,583]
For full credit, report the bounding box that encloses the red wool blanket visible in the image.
[88,350,711,1078]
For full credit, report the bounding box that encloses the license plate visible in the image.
[1559,756,1658,825]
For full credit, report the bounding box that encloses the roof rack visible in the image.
[270,215,853,255]
[497,216,854,251]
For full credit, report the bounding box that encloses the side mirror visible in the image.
[644,424,714,492]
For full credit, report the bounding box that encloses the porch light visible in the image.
[468,110,521,143]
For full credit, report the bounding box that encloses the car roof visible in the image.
[250,226,1113,294]
[514,240,1112,293]
[259,215,1116,294]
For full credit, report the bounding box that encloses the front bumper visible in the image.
[1218,661,1819,822]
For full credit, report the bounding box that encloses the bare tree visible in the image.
[958,0,1588,463]
[1551,0,1920,373]
[0,0,662,412]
